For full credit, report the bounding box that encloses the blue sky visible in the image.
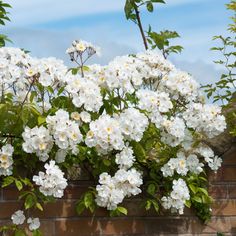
[3,0,230,84]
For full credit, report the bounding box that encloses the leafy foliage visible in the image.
[0,0,11,47]
[124,0,183,57]
[202,0,236,136]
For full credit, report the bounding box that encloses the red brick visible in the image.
[228,185,236,198]
[100,219,145,235]
[222,146,236,165]
[209,185,228,199]
[230,216,236,233]
[201,217,231,233]
[2,187,19,200]
[0,202,21,219]
[55,219,101,236]
[208,168,223,183]
[212,200,236,216]
[221,167,236,182]
[209,167,236,182]
[31,200,77,218]
[144,217,194,234]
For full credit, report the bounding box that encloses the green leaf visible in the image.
[36,202,44,211]
[150,199,159,212]
[15,180,23,191]
[198,187,208,196]
[2,176,15,187]
[185,200,191,208]
[151,0,165,3]
[103,159,111,166]
[32,229,42,236]
[24,194,36,209]
[192,196,202,203]
[147,183,156,196]
[147,2,154,12]
[145,200,152,210]
[76,201,85,215]
[14,230,26,236]
[38,116,46,125]
[188,183,197,194]
[124,0,134,19]
[132,142,146,162]
[117,206,128,215]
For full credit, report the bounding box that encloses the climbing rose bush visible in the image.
[0,41,226,235]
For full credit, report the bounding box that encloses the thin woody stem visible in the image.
[134,4,148,50]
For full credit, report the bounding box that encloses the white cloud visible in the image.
[6,0,125,26]
[5,0,207,26]
[173,59,224,85]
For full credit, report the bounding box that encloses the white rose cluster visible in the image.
[161,151,204,177]
[162,178,190,214]
[66,39,101,58]
[195,145,223,172]
[33,160,68,198]
[22,126,53,162]
[95,167,143,210]
[115,145,135,169]
[65,75,103,112]
[46,109,83,154]
[0,47,67,104]
[183,103,226,138]
[85,114,125,153]
[11,210,40,231]
[119,108,149,142]
[0,144,14,176]
[162,70,200,102]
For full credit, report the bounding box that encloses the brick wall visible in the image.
[0,146,236,236]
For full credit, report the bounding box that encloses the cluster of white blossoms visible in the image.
[66,39,101,58]
[33,161,68,198]
[115,145,135,169]
[183,103,226,138]
[0,144,14,176]
[195,145,223,172]
[22,126,53,162]
[104,56,146,93]
[85,114,125,153]
[85,108,149,153]
[95,167,143,210]
[0,47,67,104]
[137,89,173,114]
[161,70,200,102]
[46,109,83,154]
[65,75,103,112]
[161,151,204,177]
[11,210,40,231]
[162,178,190,214]
[119,108,149,142]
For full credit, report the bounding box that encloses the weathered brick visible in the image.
[229,216,236,233]
[221,167,236,182]
[55,219,101,236]
[2,187,19,200]
[228,185,236,199]
[100,219,145,235]
[213,200,236,216]
[222,146,236,165]
[144,217,194,234]
[0,202,21,219]
[201,217,231,233]
[209,185,228,199]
